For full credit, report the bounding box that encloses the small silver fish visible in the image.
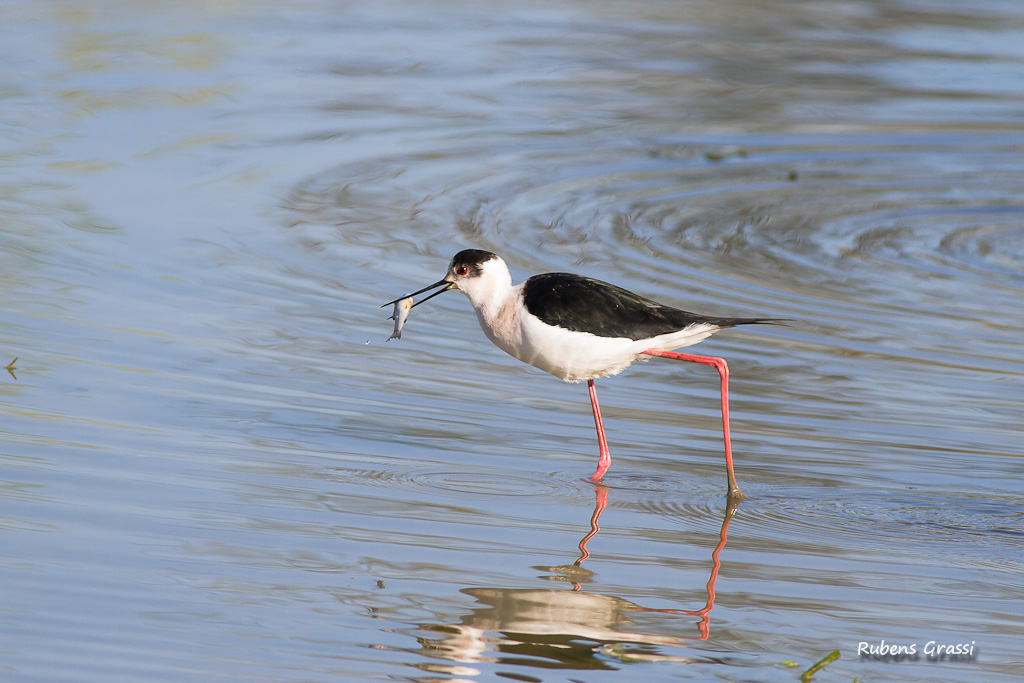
[387,297,413,341]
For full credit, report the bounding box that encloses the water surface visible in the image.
[2,1,1023,681]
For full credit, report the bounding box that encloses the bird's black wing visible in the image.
[522,272,774,340]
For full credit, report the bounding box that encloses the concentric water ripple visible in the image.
[287,133,1024,321]
[324,464,596,499]
[748,490,1024,570]
[413,470,566,497]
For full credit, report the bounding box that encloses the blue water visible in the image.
[2,1,1022,681]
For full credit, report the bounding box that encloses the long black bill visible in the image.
[381,279,454,309]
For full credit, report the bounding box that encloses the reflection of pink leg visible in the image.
[587,380,611,482]
[640,349,743,499]
[690,498,736,639]
[575,485,609,572]
[571,488,740,639]
[636,496,739,640]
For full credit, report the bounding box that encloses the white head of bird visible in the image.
[443,250,513,313]
[384,249,513,315]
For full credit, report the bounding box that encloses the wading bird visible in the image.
[384,249,781,499]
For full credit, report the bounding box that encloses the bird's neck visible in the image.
[472,283,522,351]
[457,272,521,349]
[466,279,516,321]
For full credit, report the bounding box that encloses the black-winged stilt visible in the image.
[383,249,781,499]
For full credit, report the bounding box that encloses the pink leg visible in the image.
[641,349,744,500]
[587,379,611,482]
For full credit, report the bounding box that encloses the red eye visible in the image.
[456,266,468,275]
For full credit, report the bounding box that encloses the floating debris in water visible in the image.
[801,649,840,682]
[703,147,748,162]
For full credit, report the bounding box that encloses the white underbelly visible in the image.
[517,324,641,381]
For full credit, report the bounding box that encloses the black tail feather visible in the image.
[706,316,791,328]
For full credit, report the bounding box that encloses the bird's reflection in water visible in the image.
[416,486,738,670]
